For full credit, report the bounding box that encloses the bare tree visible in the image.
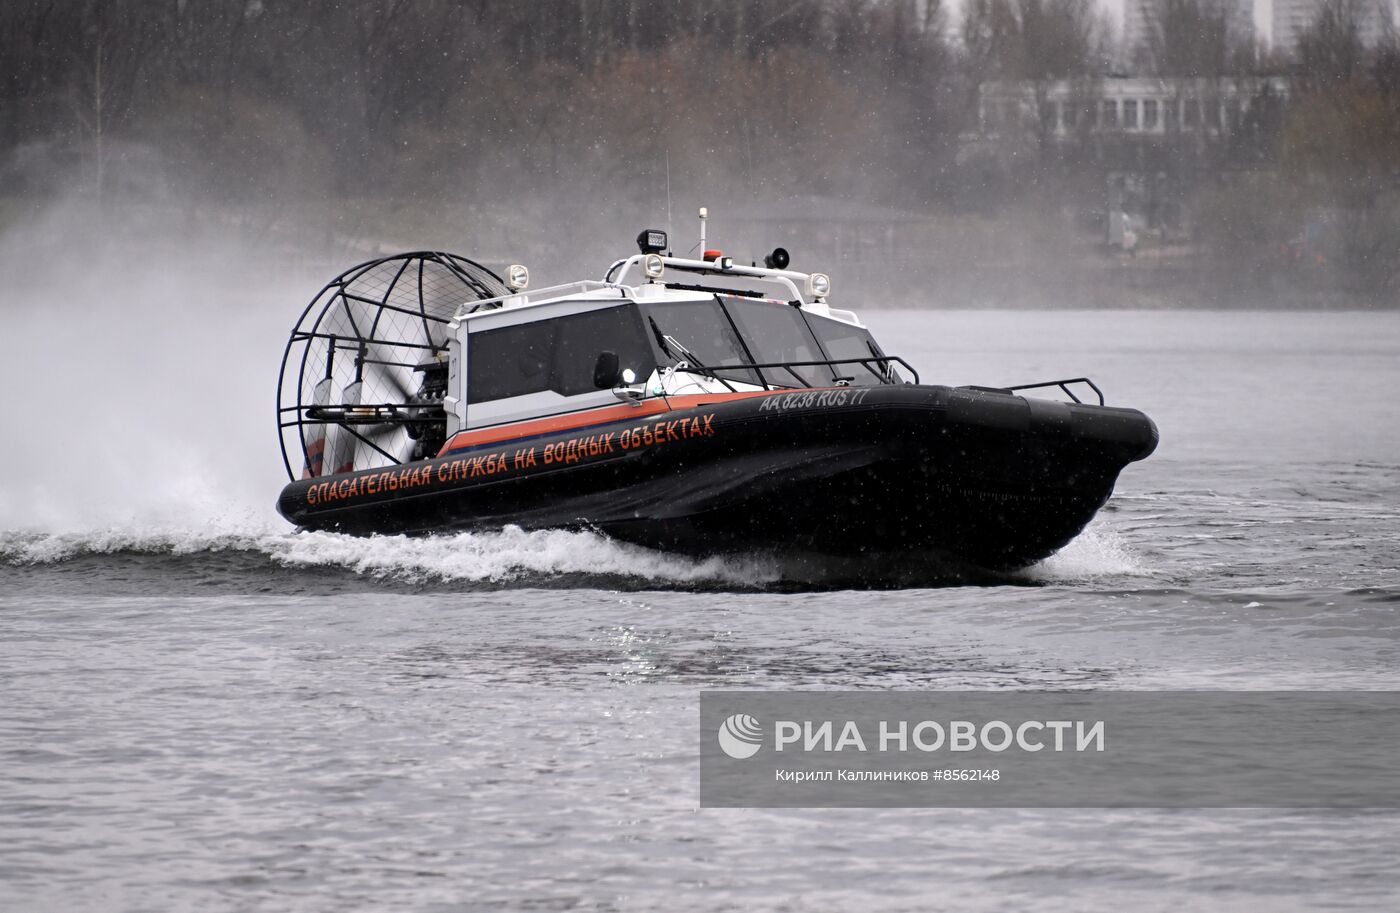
[1148,0,1232,78]
[1295,0,1367,90]
[67,0,158,202]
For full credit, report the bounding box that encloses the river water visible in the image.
[2,309,1399,911]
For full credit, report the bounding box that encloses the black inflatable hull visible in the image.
[277,385,1157,570]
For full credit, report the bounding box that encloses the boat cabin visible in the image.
[277,227,917,482]
[442,236,905,439]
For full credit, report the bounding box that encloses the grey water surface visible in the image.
[2,310,1399,912]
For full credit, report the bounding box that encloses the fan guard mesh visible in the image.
[276,252,508,481]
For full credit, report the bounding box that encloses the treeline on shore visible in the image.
[1,0,1397,300]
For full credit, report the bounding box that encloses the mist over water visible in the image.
[0,207,1165,589]
[0,233,1104,590]
[1,208,292,529]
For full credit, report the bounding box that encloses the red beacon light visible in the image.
[695,211,731,268]
[701,249,733,270]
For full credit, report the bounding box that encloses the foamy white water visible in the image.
[2,519,1149,590]
[1,524,778,587]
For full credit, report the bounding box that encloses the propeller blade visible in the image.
[362,350,414,402]
[360,416,414,464]
[328,380,363,474]
[356,346,416,466]
[301,377,333,478]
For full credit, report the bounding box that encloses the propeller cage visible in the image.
[276,252,508,481]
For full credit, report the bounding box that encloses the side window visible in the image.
[467,305,654,404]
[467,320,557,403]
[550,305,654,395]
[802,313,892,386]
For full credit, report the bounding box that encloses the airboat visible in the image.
[275,214,1157,570]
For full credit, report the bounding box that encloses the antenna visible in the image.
[665,149,672,250]
[698,206,707,257]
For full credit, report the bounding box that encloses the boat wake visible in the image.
[1,518,1151,594]
[0,522,779,593]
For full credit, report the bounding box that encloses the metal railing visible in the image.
[666,354,919,390]
[450,280,625,320]
[974,377,1106,406]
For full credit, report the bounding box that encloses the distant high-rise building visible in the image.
[1271,0,1396,54]
[1124,0,1256,68]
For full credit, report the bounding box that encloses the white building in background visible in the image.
[1123,0,1256,63]
[976,76,1290,139]
[1271,0,1396,54]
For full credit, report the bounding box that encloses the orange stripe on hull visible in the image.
[437,389,785,456]
[667,390,781,408]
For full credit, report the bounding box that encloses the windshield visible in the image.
[719,296,832,387]
[802,312,896,386]
[642,295,895,389]
[642,298,761,386]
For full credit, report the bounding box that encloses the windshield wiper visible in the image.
[867,339,898,384]
[662,334,701,367]
[646,317,737,393]
[665,335,738,393]
[647,315,675,359]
